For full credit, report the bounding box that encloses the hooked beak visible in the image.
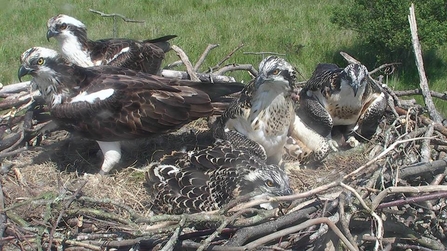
[18,66,32,82]
[46,29,58,41]
[351,83,359,97]
[254,74,267,88]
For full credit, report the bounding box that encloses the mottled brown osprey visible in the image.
[297,63,386,147]
[213,56,297,164]
[18,47,244,174]
[145,138,293,214]
[47,14,176,75]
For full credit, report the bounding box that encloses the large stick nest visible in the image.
[1,44,447,251]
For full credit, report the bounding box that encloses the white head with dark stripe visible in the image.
[18,47,71,103]
[255,56,297,94]
[341,63,369,97]
[47,14,87,42]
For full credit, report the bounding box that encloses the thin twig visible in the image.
[371,185,447,211]
[194,44,219,71]
[89,9,145,23]
[212,43,245,70]
[243,217,358,251]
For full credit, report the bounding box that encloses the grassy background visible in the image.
[1,0,446,115]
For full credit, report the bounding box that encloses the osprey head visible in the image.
[241,164,293,198]
[47,14,86,41]
[341,63,369,97]
[255,56,297,92]
[18,47,65,82]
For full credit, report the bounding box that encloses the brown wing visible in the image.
[212,78,255,138]
[303,63,344,93]
[50,73,214,141]
[89,39,166,74]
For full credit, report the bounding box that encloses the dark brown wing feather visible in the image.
[303,63,344,92]
[88,36,175,74]
[145,141,250,214]
[212,78,255,137]
[50,73,212,141]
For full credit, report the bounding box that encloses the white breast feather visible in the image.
[59,34,94,67]
[226,89,289,159]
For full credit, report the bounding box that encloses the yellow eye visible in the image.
[37,58,44,65]
[60,23,67,30]
[266,180,274,187]
[272,69,280,75]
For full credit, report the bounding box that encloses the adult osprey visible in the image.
[18,47,244,174]
[47,14,176,75]
[297,63,386,146]
[145,138,293,214]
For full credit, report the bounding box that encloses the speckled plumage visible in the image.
[145,139,293,214]
[297,63,387,146]
[47,14,176,75]
[18,47,244,174]
[213,56,297,164]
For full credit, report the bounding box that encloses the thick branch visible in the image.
[171,45,200,81]
[408,4,443,123]
[161,70,236,83]
[394,89,447,101]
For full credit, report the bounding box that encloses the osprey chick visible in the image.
[213,56,297,164]
[145,139,293,214]
[297,63,387,147]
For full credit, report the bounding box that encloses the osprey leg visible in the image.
[97,141,122,175]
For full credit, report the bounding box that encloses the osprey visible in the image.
[47,14,176,75]
[297,63,387,146]
[18,47,244,174]
[214,56,330,164]
[145,138,293,214]
[213,56,297,164]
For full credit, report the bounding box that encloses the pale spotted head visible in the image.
[18,47,68,81]
[47,14,87,42]
[341,63,369,97]
[240,164,293,198]
[255,56,297,92]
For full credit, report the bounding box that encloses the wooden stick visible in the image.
[394,88,447,101]
[171,45,200,81]
[194,44,219,71]
[408,4,443,123]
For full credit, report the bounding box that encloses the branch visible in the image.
[213,64,257,77]
[89,9,145,23]
[394,89,447,101]
[408,3,443,123]
[161,69,236,83]
[340,51,361,64]
[194,44,219,71]
[371,185,447,211]
[211,43,245,70]
[171,45,200,81]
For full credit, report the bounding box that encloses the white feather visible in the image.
[70,89,115,104]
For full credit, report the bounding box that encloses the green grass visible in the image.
[1,0,446,115]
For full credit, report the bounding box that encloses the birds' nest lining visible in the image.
[1,105,447,250]
[1,48,447,249]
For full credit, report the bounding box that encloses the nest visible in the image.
[1,39,447,249]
